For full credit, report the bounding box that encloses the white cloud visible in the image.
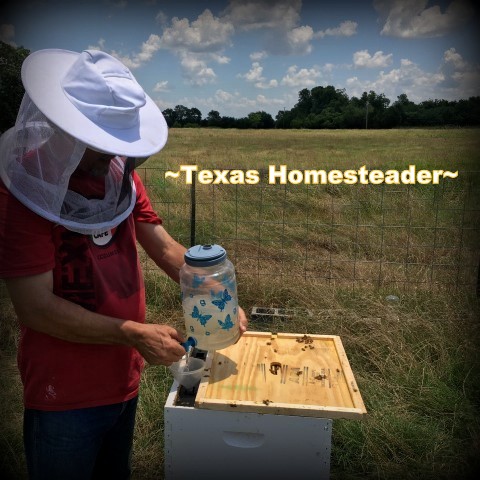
[176,89,290,117]
[136,34,163,63]
[215,89,236,103]
[450,70,480,96]
[0,24,16,46]
[345,58,445,101]
[443,47,467,69]
[250,51,268,61]
[210,53,231,65]
[154,98,175,111]
[287,25,314,55]
[179,52,217,86]
[223,0,355,55]
[187,90,259,116]
[239,62,278,89]
[353,50,393,68]
[315,20,358,38]
[97,9,234,85]
[374,0,474,38]
[93,34,162,70]
[240,62,264,82]
[441,48,480,98]
[87,38,106,51]
[256,79,279,89]
[223,0,308,54]
[256,94,284,107]
[155,9,234,85]
[281,65,322,87]
[161,9,234,53]
[323,63,335,73]
[345,48,480,102]
[223,0,301,31]
[153,81,169,92]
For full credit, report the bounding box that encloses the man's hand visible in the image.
[238,306,248,335]
[125,323,186,366]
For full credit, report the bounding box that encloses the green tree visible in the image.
[162,108,176,127]
[206,110,221,127]
[220,116,237,128]
[247,111,274,129]
[185,107,202,125]
[310,86,349,114]
[173,105,189,125]
[361,91,391,128]
[163,105,202,127]
[275,109,295,128]
[294,88,312,118]
[0,41,30,132]
[341,103,365,128]
[391,93,415,126]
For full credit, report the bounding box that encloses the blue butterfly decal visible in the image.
[211,289,232,311]
[192,274,206,288]
[218,314,234,330]
[191,306,212,326]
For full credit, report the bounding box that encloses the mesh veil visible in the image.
[0,93,136,235]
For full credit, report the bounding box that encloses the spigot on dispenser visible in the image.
[181,336,197,358]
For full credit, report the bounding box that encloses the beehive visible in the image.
[195,331,366,419]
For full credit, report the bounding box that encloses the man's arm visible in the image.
[135,222,186,283]
[5,271,186,365]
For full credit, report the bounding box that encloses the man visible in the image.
[0,49,247,479]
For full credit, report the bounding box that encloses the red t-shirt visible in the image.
[0,170,162,411]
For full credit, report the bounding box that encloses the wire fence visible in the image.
[137,168,480,295]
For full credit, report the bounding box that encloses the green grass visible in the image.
[1,128,479,479]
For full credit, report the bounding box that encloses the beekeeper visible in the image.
[0,48,247,480]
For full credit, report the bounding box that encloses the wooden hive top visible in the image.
[195,331,367,419]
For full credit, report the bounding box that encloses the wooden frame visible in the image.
[195,331,367,419]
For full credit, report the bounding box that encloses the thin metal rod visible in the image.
[190,169,196,247]
[477,256,480,297]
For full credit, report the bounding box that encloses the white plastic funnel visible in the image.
[169,357,205,389]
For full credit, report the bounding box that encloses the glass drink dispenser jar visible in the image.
[179,244,240,351]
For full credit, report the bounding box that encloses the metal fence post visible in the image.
[477,256,480,297]
[190,169,196,247]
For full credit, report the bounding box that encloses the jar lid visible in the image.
[184,244,227,267]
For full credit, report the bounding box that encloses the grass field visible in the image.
[1,128,479,479]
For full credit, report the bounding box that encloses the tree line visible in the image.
[164,87,480,129]
[1,41,479,133]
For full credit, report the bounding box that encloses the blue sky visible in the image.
[1,0,479,118]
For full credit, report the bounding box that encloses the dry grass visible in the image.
[141,128,479,294]
[153,128,480,171]
[136,276,480,479]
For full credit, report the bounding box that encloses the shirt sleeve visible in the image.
[132,171,163,225]
[0,181,56,278]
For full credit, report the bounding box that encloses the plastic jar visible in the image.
[179,244,240,351]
